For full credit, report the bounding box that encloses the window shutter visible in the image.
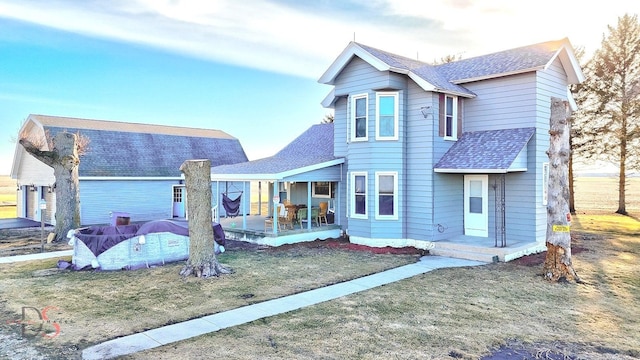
[438,93,445,137]
[457,98,463,138]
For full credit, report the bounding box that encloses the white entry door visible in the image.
[464,175,488,237]
[172,186,186,218]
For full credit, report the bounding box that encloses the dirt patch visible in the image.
[510,232,592,267]
[0,227,72,257]
[263,237,427,255]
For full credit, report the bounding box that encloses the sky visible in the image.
[0,0,637,175]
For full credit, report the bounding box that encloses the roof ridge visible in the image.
[29,114,236,139]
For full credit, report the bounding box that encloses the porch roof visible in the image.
[211,123,344,180]
[434,127,535,174]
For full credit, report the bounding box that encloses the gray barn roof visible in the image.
[434,128,535,173]
[211,123,342,179]
[34,115,247,177]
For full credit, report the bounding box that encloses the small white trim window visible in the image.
[376,92,398,140]
[350,172,367,218]
[444,95,458,140]
[312,181,331,198]
[375,172,398,220]
[350,94,368,142]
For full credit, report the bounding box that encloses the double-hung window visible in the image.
[444,95,457,140]
[376,92,398,140]
[351,172,367,218]
[375,172,398,219]
[350,94,368,141]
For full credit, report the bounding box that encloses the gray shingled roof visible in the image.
[211,123,339,176]
[356,39,567,96]
[434,128,535,172]
[435,39,566,83]
[45,126,248,177]
[356,43,475,96]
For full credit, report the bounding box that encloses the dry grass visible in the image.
[0,245,418,359]
[123,221,640,360]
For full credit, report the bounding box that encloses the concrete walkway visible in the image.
[0,250,73,264]
[81,256,486,360]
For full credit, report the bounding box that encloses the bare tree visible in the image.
[179,159,233,278]
[543,98,581,283]
[322,113,334,123]
[578,13,640,215]
[19,130,89,242]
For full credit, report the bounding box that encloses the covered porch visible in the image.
[217,214,342,246]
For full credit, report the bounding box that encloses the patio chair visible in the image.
[318,202,329,225]
[279,205,296,230]
[298,207,319,229]
[264,203,285,232]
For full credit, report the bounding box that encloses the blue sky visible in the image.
[0,0,636,175]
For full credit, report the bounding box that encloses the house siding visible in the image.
[334,57,408,240]
[405,82,436,241]
[79,180,176,225]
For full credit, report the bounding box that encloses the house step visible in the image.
[429,247,499,263]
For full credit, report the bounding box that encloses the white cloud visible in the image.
[0,0,635,78]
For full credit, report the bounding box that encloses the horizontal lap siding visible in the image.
[406,83,435,240]
[334,58,407,239]
[80,180,175,225]
[464,74,538,131]
[532,59,571,241]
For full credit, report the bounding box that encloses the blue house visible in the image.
[213,38,584,261]
[11,115,249,226]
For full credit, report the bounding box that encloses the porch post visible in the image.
[215,181,220,223]
[242,181,247,230]
[273,180,279,234]
[307,182,312,230]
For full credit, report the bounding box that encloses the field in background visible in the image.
[1,176,638,220]
[0,176,16,219]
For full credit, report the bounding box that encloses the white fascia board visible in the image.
[321,89,336,108]
[451,67,544,85]
[211,159,345,182]
[434,168,508,174]
[278,158,344,178]
[318,43,391,85]
[407,72,437,92]
[556,46,585,84]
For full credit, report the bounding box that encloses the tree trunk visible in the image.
[542,98,580,283]
[19,132,81,242]
[616,132,627,215]
[178,159,232,278]
[568,136,576,214]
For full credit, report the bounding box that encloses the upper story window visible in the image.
[376,92,399,140]
[445,95,457,140]
[439,94,459,141]
[350,172,367,219]
[350,94,368,142]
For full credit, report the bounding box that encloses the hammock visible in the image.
[222,193,242,217]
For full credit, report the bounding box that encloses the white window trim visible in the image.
[375,92,399,141]
[312,181,331,198]
[444,95,458,141]
[375,171,398,220]
[350,93,368,142]
[350,171,368,219]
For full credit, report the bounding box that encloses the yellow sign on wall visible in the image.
[552,225,570,232]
